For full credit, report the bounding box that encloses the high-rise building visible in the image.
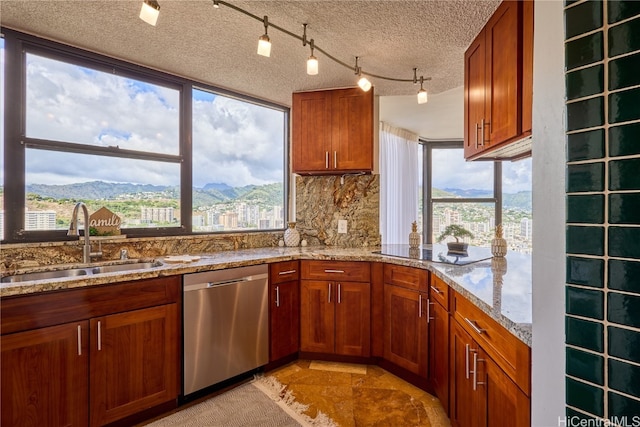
[25,210,56,230]
[140,207,174,223]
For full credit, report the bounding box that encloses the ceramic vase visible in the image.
[284,222,301,247]
[491,224,508,257]
[409,221,421,249]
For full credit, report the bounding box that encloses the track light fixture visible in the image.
[354,57,372,92]
[144,1,433,103]
[139,0,160,26]
[257,15,271,57]
[307,39,318,75]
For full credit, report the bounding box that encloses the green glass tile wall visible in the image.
[565,0,640,420]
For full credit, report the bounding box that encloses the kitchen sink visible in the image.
[91,261,162,274]
[1,260,163,283]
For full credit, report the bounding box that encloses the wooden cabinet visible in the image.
[383,264,429,378]
[1,322,89,427]
[428,277,450,413]
[300,261,371,357]
[89,304,178,426]
[449,290,531,427]
[269,261,300,361]
[464,0,534,160]
[0,276,181,427]
[292,87,373,174]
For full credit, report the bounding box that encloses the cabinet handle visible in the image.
[337,283,341,304]
[325,151,329,169]
[465,344,470,379]
[334,151,337,169]
[328,283,332,303]
[97,320,102,351]
[427,299,435,323]
[480,119,485,147]
[475,122,480,149]
[324,269,345,274]
[275,285,280,307]
[473,353,485,391]
[278,269,296,275]
[430,285,442,295]
[464,317,485,335]
[418,294,422,318]
[77,325,82,356]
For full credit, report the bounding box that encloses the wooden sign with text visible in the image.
[89,207,122,236]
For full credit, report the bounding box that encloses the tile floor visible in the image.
[269,360,451,427]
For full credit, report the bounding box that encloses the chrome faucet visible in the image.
[68,202,101,263]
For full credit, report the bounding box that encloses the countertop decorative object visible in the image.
[283,222,300,247]
[0,245,532,346]
[436,224,474,254]
[491,224,508,257]
[409,221,420,249]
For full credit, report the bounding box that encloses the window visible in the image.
[422,140,532,253]
[423,141,499,247]
[2,30,288,242]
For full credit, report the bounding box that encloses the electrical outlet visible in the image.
[338,220,348,234]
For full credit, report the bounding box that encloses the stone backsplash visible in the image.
[1,174,380,270]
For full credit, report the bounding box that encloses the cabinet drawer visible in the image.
[270,261,300,284]
[301,260,370,282]
[453,292,530,395]
[429,273,449,310]
[383,264,428,292]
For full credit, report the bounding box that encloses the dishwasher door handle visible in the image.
[184,273,268,292]
[207,278,248,288]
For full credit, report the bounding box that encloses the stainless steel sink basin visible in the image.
[1,260,163,283]
[1,268,89,283]
[91,261,162,274]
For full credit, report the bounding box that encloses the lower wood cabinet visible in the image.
[428,294,450,412]
[383,284,428,377]
[269,261,300,361]
[0,276,181,427]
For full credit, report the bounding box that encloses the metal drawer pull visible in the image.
[465,344,470,379]
[338,284,341,304]
[430,285,442,295]
[325,151,329,169]
[275,286,280,307]
[464,317,485,335]
[328,283,332,303]
[77,325,82,356]
[427,299,435,323]
[475,122,480,149]
[278,269,296,275]
[97,321,102,351]
[418,294,422,318]
[334,151,337,169]
[324,269,345,274]
[480,119,485,147]
[473,352,485,390]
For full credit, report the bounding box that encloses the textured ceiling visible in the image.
[0,0,500,108]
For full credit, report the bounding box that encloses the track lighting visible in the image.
[354,57,372,92]
[307,39,318,75]
[257,15,271,57]
[139,0,160,26]
[417,76,428,104]
[141,1,433,101]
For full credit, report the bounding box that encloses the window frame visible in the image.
[2,29,289,243]
[422,139,502,244]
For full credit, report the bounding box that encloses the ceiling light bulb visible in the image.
[417,88,428,104]
[358,76,372,92]
[213,0,220,8]
[257,34,271,57]
[139,0,160,26]
[307,55,318,75]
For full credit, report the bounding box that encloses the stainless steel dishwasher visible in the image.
[183,264,269,396]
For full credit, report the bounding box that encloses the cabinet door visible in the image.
[300,280,335,354]
[331,88,373,172]
[270,280,300,361]
[485,0,520,146]
[450,319,480,427]
[478,348,531,427]
[335,281,371,357]
[464,30,486,159]
[292,91,332,173]
[383,285,427,377]
[90,304,178,427]
[429,299,449,413]
[521,0,534,134]
[1,322,89,427]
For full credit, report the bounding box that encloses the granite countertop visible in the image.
[0,246,532,346]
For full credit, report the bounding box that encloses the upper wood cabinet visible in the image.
[464,0,534,161]
[292,88,374,174]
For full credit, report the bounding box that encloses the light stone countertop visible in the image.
[0,246,532,346]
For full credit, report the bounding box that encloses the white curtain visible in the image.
[379,122,419,244]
